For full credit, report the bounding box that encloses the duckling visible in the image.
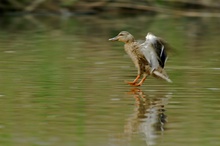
[109,31,172,86]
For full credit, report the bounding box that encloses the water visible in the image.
[0,14,220,146]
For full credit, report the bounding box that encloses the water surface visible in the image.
[0,14,220,146]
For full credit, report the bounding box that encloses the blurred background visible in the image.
[0,0,220,146]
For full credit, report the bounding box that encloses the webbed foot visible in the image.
[127,81,138,85]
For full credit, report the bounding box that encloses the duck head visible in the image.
[109,31,135,43]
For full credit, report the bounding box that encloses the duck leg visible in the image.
[127,75,140,85]
[133,74,148,86]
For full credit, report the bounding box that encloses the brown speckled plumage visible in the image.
[109,31,172,86]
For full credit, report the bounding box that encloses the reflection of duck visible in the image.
[109,31,172,86]
[125,88,172,146]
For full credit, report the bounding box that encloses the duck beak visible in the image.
[108,36,118,41]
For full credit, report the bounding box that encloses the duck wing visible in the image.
[146,33,168,68]
[140,40,160,72]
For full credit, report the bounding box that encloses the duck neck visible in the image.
[125,37,135,44]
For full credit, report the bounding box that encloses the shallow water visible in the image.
[0,14,220,146]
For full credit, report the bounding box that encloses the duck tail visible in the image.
[153,70,172,83]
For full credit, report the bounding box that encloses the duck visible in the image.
[109,31,172,86]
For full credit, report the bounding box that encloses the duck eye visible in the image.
[119,33,124,36]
